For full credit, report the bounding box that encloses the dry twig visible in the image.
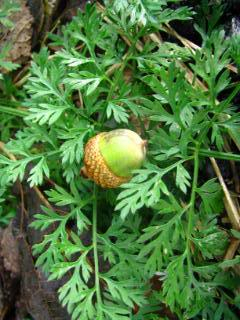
[210,157,240,230]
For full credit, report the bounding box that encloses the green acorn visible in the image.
[83,129,146,188]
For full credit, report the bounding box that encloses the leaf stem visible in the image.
[189,147,240,162]
[199,149,240,162]
[92,184,103,316]
[186,146,199,274]
[0,105,28,117]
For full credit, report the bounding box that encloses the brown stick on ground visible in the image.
[210,157,240,230]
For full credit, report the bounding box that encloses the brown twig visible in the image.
[32,186,53,210]
[0,305,10,320]
[0,141,16,161]
[224,238,240,260]
[210,157,240,230]
[13,62,31,84]
[224,138,240,193]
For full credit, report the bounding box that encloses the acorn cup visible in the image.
[82,129,147,188]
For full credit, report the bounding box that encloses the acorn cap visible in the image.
[83,129,146,188]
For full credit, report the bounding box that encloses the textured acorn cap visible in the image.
[83,129,146,188]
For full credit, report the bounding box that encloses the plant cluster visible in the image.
[0,0,22,225]
[0,1,240,319]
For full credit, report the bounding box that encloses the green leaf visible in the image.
[175,163,191,193]
[196,179,223,214]
[64,72,102,95]
[106,102,129,124]
[56,49,94,66]
[60,130,89,164]
[0,155,31,184]
[27,157,50,187]
[102,277,146,308]
[46,185,80,206]
[26,103,70,125]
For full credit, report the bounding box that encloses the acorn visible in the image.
[83,129,147,188]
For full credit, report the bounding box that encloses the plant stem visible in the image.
[188,147,240,162]
[198,148,240,162]
[92,184,103,317]
[186,146,200,274]
[0,105,28,117]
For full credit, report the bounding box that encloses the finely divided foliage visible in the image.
[0,1,240,319]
